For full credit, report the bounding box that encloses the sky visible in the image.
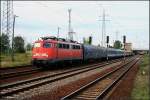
[1,1,149,50]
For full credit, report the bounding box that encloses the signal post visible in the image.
[123,35,126,62]
[106,36,109,62]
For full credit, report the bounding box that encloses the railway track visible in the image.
[0,57,129,98]
[0,65,31,70]
[0,58,121,79]
[0,68,41,79]
[61,56,141,100]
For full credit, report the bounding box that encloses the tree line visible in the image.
[0,33,32,54]
[1,33,123,54]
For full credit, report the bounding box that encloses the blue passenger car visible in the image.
[83,44,107,60]
[83,44,124,60]
[107,48,124,58]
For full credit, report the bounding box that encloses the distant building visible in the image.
[124,43,132,52]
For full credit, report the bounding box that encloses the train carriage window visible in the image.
[58,43,63,48]
[73,45,76,49]
[66,44,69,49]
[76,45,78,49]
[63,44,66,49]
[75,45,77,49]
[78,46,80,49]
[72,45,75,49]
[43,42,51,48]
[57,43,70,49]
[71,45,81,49]
[64,44,67,49]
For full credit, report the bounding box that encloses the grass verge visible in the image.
[131,54,149,100]
[0,51,32,68]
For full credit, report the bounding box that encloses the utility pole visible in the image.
[116,31,119,41]
[68,9,75,41]
[68,9,72,40]
[123,35,126,62]
[98,9,110,47]
[106,36,109,62]
[56,27,60,59]
[57,27,60,39]
[11,15,18,61]
[102,9,105,47]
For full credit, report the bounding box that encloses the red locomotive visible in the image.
[32,36,83,66]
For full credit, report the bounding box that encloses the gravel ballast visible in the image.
[2,61,122,100]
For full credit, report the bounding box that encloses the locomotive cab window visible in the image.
[34,43,41,48]
[43,42,51,48]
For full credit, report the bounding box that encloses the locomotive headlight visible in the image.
[33,53,48,57]
[41,53,48,57]
[33,53,39,56]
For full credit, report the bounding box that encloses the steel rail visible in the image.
[0,58,128,97]
[0,58,123,89]
[0,68,41,79]
[96,57,141,99]
[61,56,139,100]
[0,65,31,70]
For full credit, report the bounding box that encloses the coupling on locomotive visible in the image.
[32,36,132,67]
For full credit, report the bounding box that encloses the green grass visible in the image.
[131,54,149,100]
[0,51,32,68]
